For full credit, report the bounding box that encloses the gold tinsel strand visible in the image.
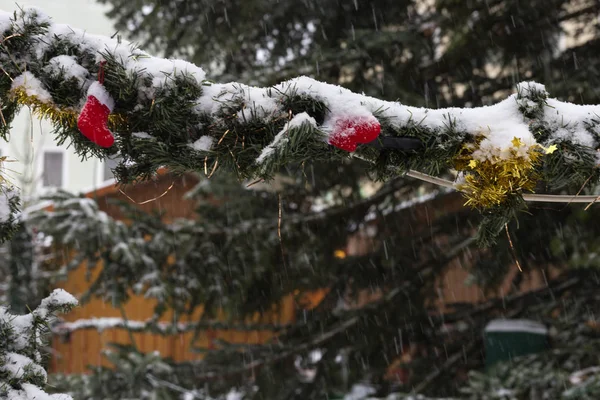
[10,88,127,130]
[454,136,556,209]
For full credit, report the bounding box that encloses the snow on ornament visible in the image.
[328,115,381,152]
[77,62,115,148]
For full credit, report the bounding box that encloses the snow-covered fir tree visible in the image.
[1,1,600,399]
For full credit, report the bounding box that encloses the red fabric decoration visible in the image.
[328,116,381,152]
[77,62,115,148]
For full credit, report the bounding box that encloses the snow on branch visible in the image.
[0,289,77,400]
[52,317,291,336]
[2,6,600,244]
[0,186,21,243]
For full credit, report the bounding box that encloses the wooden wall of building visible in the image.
[49,172,329,373]
[49,177,556,374]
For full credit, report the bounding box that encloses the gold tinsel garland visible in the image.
[10,88,126,130]
[0,89,127,187]
[454,136,557,209]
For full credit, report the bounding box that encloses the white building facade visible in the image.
[0,0,119,203]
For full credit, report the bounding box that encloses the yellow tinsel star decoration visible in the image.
[544,144,558,154]
[511,137,523,148]
[454,135,545,209]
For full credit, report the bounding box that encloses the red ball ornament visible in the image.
[77,82,115,148]
[328,115,381,152]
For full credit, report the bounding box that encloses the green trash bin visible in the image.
[484,319,548,368]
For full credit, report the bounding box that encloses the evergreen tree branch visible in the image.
[52,317,292,336]
[193,317,359,381]
[2,6,600,244]
[0,289,77,399]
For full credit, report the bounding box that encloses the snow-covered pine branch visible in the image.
[1,6,600,243]
[0,289,77,399]
[52,317,290,336]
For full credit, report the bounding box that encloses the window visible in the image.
[103,156,121,181]
[42,151,64,187]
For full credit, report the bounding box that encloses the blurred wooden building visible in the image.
[47,172,556,374]
[48,171,327,373]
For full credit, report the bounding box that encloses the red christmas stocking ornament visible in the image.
[329,115,381,152]
[77,81,115,148]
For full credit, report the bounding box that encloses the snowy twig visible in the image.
[52,317,292,336]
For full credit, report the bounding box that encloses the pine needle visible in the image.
[505,223,522,272]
